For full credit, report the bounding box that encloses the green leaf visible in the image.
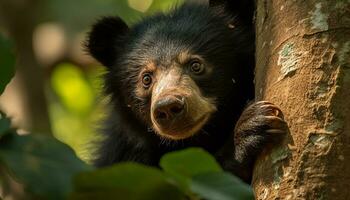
[72,163,184,200]
[0,112,11,138]
[0,132,92,200]
[191,172,254,200]
[160,148,222,191]
[0,34,15,95]
[160,148,254,200]
[160,148,222,177]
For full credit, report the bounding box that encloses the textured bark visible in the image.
[253,1,350,199]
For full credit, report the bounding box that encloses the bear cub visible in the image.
[86,1,287,182]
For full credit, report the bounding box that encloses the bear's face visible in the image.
[87,3,252,140]
[125,50,217,140]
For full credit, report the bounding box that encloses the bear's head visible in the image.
[86,2,254,141]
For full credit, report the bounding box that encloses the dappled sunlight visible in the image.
[51,63,94,115]
[128,0,153,12]
[33,23,66,66]
[49,63,106,161]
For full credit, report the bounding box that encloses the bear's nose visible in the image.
[154,96,185,126]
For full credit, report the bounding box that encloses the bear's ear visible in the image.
[86,16,129,67]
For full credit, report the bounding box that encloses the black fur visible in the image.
[87,1,285,183]
[86,17,129,67]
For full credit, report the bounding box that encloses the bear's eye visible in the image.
[189,60,204,75]
[142,73,152,88]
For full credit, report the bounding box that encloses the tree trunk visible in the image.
[0,0,52,135]
[253,1,350,199]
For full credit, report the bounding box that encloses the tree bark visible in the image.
[253,1,350,199]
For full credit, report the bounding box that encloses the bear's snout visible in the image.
[153,95,186,128]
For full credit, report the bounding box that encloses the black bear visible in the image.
[86,0,286,182]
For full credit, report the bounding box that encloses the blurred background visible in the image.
[0,0,183,161]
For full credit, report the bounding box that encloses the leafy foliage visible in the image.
[191,172,254,200]
[0,114,92,199]
[71,163,184,200]
[0,34,15,95]
[0,114,254,200]
[160,148,222,192]
[0,114,253,200]
[0,115,254,200]
[0,112,11,137]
